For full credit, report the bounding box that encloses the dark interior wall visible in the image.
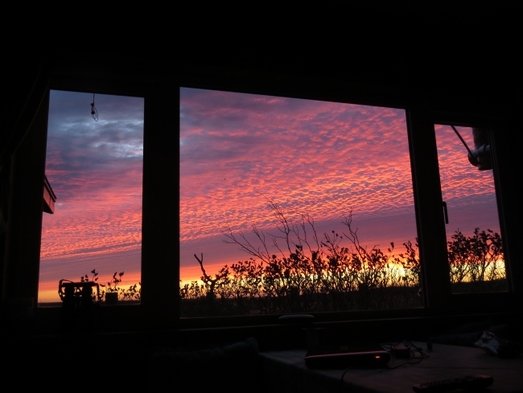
[2,2,522,331]
[1,8,522,391]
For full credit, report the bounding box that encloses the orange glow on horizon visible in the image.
[38,89,504,304]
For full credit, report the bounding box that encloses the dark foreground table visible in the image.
[260,341,523,393]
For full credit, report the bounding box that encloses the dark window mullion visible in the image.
[490,128,522,294]
[141,87,180,327]
[407,107,451,311]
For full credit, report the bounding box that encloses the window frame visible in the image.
[32,61,521,333]
[38,89,145,305]
[424,111,521,313]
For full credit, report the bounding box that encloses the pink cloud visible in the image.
[179,88,418,280]
[39,89,502,302]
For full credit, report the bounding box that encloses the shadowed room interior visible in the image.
[2,2,522,391]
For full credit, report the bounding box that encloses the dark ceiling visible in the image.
[4,1,522,126]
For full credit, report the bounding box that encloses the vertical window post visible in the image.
[141,87,180,327]
[407,107,451,310]
[4,91,49,305]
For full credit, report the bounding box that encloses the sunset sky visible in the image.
[38,88,501,302]
[39,91,144,301]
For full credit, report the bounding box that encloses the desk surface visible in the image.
[260,342,523,393]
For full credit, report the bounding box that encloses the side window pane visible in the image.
[435,125,507,293]
[38,91,144,304]
[180,88,422,316]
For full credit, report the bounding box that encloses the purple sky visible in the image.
[179,88,417,273]
[38,88,501,302]
[39,91,144,301]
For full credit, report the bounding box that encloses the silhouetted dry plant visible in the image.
[180,202,505,316]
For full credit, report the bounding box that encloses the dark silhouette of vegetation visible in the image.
[448,228,506,293]
[106,271,125,294]
[180,204,419,316]
[179,202,506,317]
[71,204,505,314]
[76,270,141,303]
[80,269,103,302]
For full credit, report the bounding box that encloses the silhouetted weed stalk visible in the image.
[80,270,141,302]
[179,202,505,316]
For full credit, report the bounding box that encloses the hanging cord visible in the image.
[337,342,427,392]
[450,125,474,156]
[338,340,429,390]
[394,341,428,368]
[90,93,98,122]
[450,125,492,169]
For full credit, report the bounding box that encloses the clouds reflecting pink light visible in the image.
[39,91,144,302]
[38,88,502,302]
[179,88,417,278]
[435,124,500,236]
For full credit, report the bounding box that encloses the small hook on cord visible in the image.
[91,93,98,122]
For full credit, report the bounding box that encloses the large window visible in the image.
[38,90,144,303]
[179,87,421,317]
[26,67,518,332]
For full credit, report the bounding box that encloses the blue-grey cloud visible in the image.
[39,88,503,302]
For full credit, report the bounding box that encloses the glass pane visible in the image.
[38,91,144,304]
[180,88,422,317]
[435,124,507,293]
